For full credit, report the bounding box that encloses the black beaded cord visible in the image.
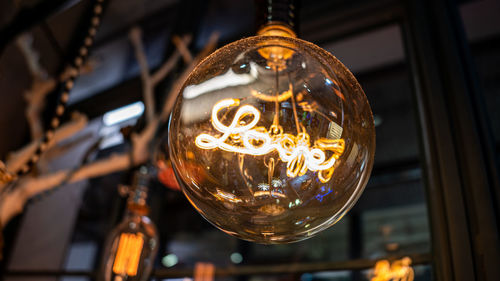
[255,0,300,34]
[12,0,107,178]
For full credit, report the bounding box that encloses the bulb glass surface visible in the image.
[168,35,375,243]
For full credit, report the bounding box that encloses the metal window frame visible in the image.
[402,0,500,280]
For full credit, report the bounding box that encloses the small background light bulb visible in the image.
[99,169,159,281]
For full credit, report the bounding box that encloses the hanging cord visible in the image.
[0,0,108,183]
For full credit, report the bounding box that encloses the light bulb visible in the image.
[99,172,159,281]
[167,22,375,243]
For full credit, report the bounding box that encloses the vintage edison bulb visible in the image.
[99,185,159,281]
[168,25,375,243]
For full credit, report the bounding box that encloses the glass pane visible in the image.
[321,24,431,260]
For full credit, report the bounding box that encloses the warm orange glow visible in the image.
[213,188,243,203]
[257,23,296,38]
[250,88,293,102]
[194,262,215,281]
[195,98,345,183]
[371,257,414,281]
[112,233,144,277]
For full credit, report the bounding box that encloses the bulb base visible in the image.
[255,0,299,36]
[257,23,296,38]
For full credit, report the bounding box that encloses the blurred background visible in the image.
[0,0,499,280]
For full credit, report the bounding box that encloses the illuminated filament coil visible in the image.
[112,233,144,277]
[195,99,345,183]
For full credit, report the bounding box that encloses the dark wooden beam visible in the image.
[4,252,431,278]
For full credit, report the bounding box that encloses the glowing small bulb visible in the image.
[166,22,375,243]
[112,233,144,276]
[99,171,158,281]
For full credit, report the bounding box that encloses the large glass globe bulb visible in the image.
[168,28,375,243]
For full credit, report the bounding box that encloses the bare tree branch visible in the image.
[16,33,47,81]
[173,35,193,64]
[4,113,88,176]
[0,31,219,229]
[16,33,82,141]
[17,33,51,140]
[0,118,158,226]
[129,27,155,123]
[130,27,193,124]
[24,79,56,139]
[160,32,219,121]
[151,35,192,85]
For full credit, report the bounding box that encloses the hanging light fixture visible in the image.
[166,0,375,243]
[99,167,159,281]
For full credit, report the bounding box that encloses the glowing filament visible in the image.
[112,233,144,276]
[195,99,345,183]
[371,257,414,281]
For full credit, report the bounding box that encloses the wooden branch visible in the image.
[23,66,76,141]
[41,132,94,160]
[17,33,51,139]
[0,32,217,228]
[17,33,82,140]
[0,118,158,226]
[16,33,47,80]
[4,113,88,175]
[160,32,219,121]
[130,28,193,124]
[172,35,193,64]
[151,35,192,85]
[129,27,155,123]
[24,79,56,139]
